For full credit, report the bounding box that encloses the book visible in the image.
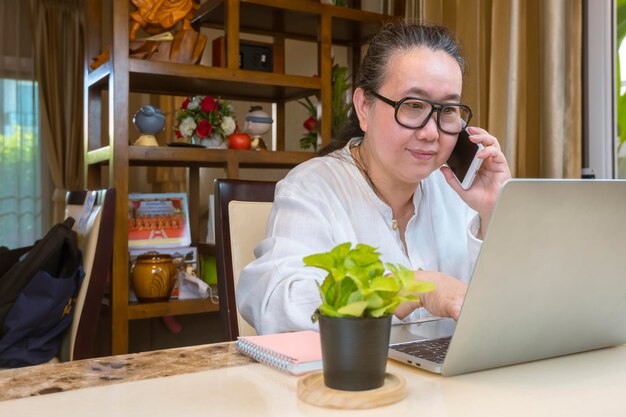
[236,331,322,375]
[127,193,191,248]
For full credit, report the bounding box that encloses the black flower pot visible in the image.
[317,312,392,391]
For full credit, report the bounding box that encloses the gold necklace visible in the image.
[351,143,416,231]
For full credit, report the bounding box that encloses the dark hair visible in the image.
[319,23,465,156]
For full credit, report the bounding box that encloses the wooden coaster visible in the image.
[297,371,406,409]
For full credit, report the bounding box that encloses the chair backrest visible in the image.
[60,188,115,361]
[214,179,276,341]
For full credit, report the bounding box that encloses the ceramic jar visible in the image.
[131,253,178,302]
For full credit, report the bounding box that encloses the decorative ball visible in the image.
[133,105,165,134]
[228,132,252,150]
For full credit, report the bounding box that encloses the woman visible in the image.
[237,23,511,335]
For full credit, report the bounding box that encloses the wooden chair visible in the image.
[60,188,116,361]
[214,179,276,341]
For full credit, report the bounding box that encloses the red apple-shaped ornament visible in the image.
[228,132,251,150]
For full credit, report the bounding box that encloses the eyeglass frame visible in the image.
[368,90,473,135]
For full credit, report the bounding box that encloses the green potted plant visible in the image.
[304,242,435,391]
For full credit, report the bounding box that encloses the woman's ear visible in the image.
[353,87,370,133]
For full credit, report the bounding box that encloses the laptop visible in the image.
[388,179,626,376]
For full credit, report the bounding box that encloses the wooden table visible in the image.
[1,342,625,416]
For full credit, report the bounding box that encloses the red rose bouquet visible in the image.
[297,97,319,150]
[297,64,351,151]
[174,95,237,146]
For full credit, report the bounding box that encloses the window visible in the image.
[0,1,42,249]
[0,78,41,248]
[0,1,42,248]
[584,0,621,178]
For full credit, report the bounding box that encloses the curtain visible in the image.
[0,0,42,249]
[406,0,582,178]
[31,0,84,223]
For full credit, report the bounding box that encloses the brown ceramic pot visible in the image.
[131,254,178,302]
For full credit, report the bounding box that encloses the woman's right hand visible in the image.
[413,270,468,320]
[440,126,511,237]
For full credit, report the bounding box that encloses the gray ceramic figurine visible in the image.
[133,105,165,146]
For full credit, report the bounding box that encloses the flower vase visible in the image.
[200,134,226,149]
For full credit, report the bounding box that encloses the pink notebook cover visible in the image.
[238,330,321,363]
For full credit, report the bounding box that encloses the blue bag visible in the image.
[0,218,84,368]
[0,265,84,367]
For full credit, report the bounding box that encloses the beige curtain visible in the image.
[31,0,84,222]
[407,0,582,178]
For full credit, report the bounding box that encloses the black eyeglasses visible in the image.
[369,91,472,135]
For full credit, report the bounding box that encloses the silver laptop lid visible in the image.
[442,179,626,376]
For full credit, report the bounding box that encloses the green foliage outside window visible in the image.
[0,79,41,248]
[616,0,626,177]
[617,0,626,151]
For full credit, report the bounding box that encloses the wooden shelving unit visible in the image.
[87,146,312,175]
[87,59,321,101]
[127,298,220,320]
[192,0,391,45]
[83,0,399,355]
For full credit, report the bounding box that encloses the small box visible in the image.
[212,36,275,72]
[200,254,218,286]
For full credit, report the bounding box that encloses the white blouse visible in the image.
[237,142,483,334]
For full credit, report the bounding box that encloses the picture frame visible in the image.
[127,193,191,248]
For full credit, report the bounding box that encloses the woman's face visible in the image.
[356,46,463,187]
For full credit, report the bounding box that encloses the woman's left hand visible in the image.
[394,270,467,321]
[440,126,511,236]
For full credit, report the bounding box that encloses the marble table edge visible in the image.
[0,341,253,402]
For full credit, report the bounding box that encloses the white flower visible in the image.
[187,96,200,111]
[221,116,236,135]
[179,116,197,138]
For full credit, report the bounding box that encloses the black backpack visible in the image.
[0,217,84,367]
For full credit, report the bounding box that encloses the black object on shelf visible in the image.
[167,142,206,148]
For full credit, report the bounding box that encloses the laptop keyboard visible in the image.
[390,336,452,364]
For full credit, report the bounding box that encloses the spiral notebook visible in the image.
[235,330,322,375]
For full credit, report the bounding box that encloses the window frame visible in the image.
[583,0,618,179]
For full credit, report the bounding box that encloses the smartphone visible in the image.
[446,128,484,190]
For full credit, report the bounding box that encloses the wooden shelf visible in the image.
[192,0,397,46]
[87,146,314,168]
[85,0,392,355]
[87,60,111,89]
[87,59,321,101]
[128,298,220,320]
